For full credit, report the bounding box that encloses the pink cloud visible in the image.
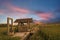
[0,2,54,21]
[0,10,5,15]
[0,10,3,13]
[0,3,30,18]
[36,13,54,20]
[4,3,30,14]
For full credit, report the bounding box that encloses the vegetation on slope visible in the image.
[0,23,60,40]
[0,27,20,40]
[29,24,60,40]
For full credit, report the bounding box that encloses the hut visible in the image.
[14,18,33,32]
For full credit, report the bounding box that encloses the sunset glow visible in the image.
[0,0,59,23]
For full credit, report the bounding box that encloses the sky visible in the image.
[0,0,60,23]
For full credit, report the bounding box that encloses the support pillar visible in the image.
[27,21,30,32]
[18,23,20,32]
[7,17,9,35]
[7,17,14,35]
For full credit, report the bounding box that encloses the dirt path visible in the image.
[13,32,31,40]
[13,27,39,40]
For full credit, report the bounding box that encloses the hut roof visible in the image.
[14,18,33,23]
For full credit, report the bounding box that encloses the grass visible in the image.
[29,24,60,40]
[39,24,60,40]
[0,24,60,40]
[0,27,20,40]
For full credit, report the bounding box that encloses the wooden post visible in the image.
[11,18,13,32]
[7,17,14,35]
[7,17,9,35]
[28,21,30,32]
[18,23,20,32]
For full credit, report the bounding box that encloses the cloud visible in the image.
[0,2,54,21]
[55,9,60,13]
[9,6,29,13]
[4,3,30,14]
[0,3,30,18]
[36,12,54,20]
[0,10,5,15]
[35,11,45,13]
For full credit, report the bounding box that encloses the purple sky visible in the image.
[0,0,60,23]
